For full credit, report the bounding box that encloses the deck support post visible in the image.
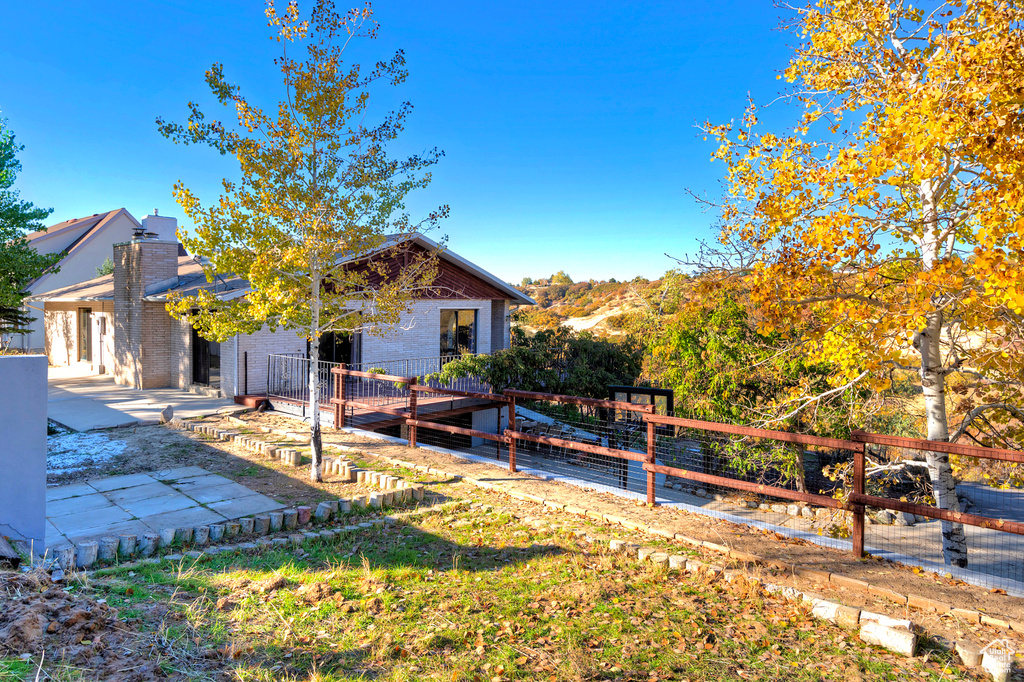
[332,364,347,429]
[646,419,656,505]
[852,441,866,558]
[508,396,517,473]
[408,376,418,447]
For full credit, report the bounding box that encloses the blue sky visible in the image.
[2,1,799,283]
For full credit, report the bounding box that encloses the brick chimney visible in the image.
[112,224,180,389]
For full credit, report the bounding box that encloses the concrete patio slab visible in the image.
[48,391,140,431]
[44,467,286,547]
[65,520,154,546]
[168,473,234,492]
[104,481,176,505]
[46,494,117,518]
[46,482,97,502]
[47,366,247,432]
[142,506,227,530]
[182,482,258,505]
[207,494,285,518]
[49,505,135,535]
[150,466,211,481]
[44,520,63,546]
[119,492,197,518]
[88,473,158,492]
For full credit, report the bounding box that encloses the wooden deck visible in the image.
[269,393,502,432]
[348,395,497,430]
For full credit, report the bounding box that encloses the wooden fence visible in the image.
[328,365,1024,560]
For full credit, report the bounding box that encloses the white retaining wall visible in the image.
[0,355,47,554]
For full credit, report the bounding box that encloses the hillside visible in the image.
[513,275,662,337]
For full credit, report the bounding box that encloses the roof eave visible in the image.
[144,288,248,302]
[32,296,115,303]
[409,234,536,305]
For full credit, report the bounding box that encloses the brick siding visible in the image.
[362,299,493,365]
[112,240,178,389]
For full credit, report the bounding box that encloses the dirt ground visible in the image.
[48,409,1024,657]
[0,570,171,681]
[233,412,1024,652]
[49,418,393,507]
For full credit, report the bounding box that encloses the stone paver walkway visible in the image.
[45,466,284,548]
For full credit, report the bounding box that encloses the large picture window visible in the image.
[440,309,477,356]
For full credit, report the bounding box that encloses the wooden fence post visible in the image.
[646,418,656,506]
[408,377,418,448]
[332,366,339,430]
[508,396,517,473]
[342,360,350,425]
[852,438,866,558]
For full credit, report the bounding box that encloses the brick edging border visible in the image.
[46,421,430,574]
[166,415,1019,669]
[346,444,1024,636]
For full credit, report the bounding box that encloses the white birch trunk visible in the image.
[309,262,324,483]
[919,178,968,567]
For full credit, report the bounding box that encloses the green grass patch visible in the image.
[80,505,968,682]
[75,499,962,679]
[0,657,33,681]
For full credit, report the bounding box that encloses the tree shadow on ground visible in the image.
[101,510,569,681]
[47,420,449,513]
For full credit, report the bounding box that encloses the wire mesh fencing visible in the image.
[262,358,1024,592]
[508,395,652,496]
[348,355,491,394]
[652,421,851,520]
[848,433,1024,590]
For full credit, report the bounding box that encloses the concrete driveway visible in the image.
[48,366,246,431]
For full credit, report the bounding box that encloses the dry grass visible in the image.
[42,501,980,682]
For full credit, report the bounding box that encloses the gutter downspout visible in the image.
[233,336,239,400]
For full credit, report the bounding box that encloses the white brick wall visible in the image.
[227,297,510,397]
[43,303,79,367]
[170,316,191,390]
[43,301,114,373]
[232,326,306,398]
[490,299,510,350]
[362,299,493,365]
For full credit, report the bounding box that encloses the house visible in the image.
[31,213,534,404]
[7,208,164,352]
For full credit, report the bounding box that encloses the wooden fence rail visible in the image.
[325,366,1024,561]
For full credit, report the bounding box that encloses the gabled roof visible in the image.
[30,233,535,306]
[358,233,535,305]
[414,233,535,305]
[26,208,141,293]
[25,208,138,248]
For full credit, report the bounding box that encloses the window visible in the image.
[77,308,92,362]
[309,331,361,365]
[191,326,221,387]
[440,309,477,356]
